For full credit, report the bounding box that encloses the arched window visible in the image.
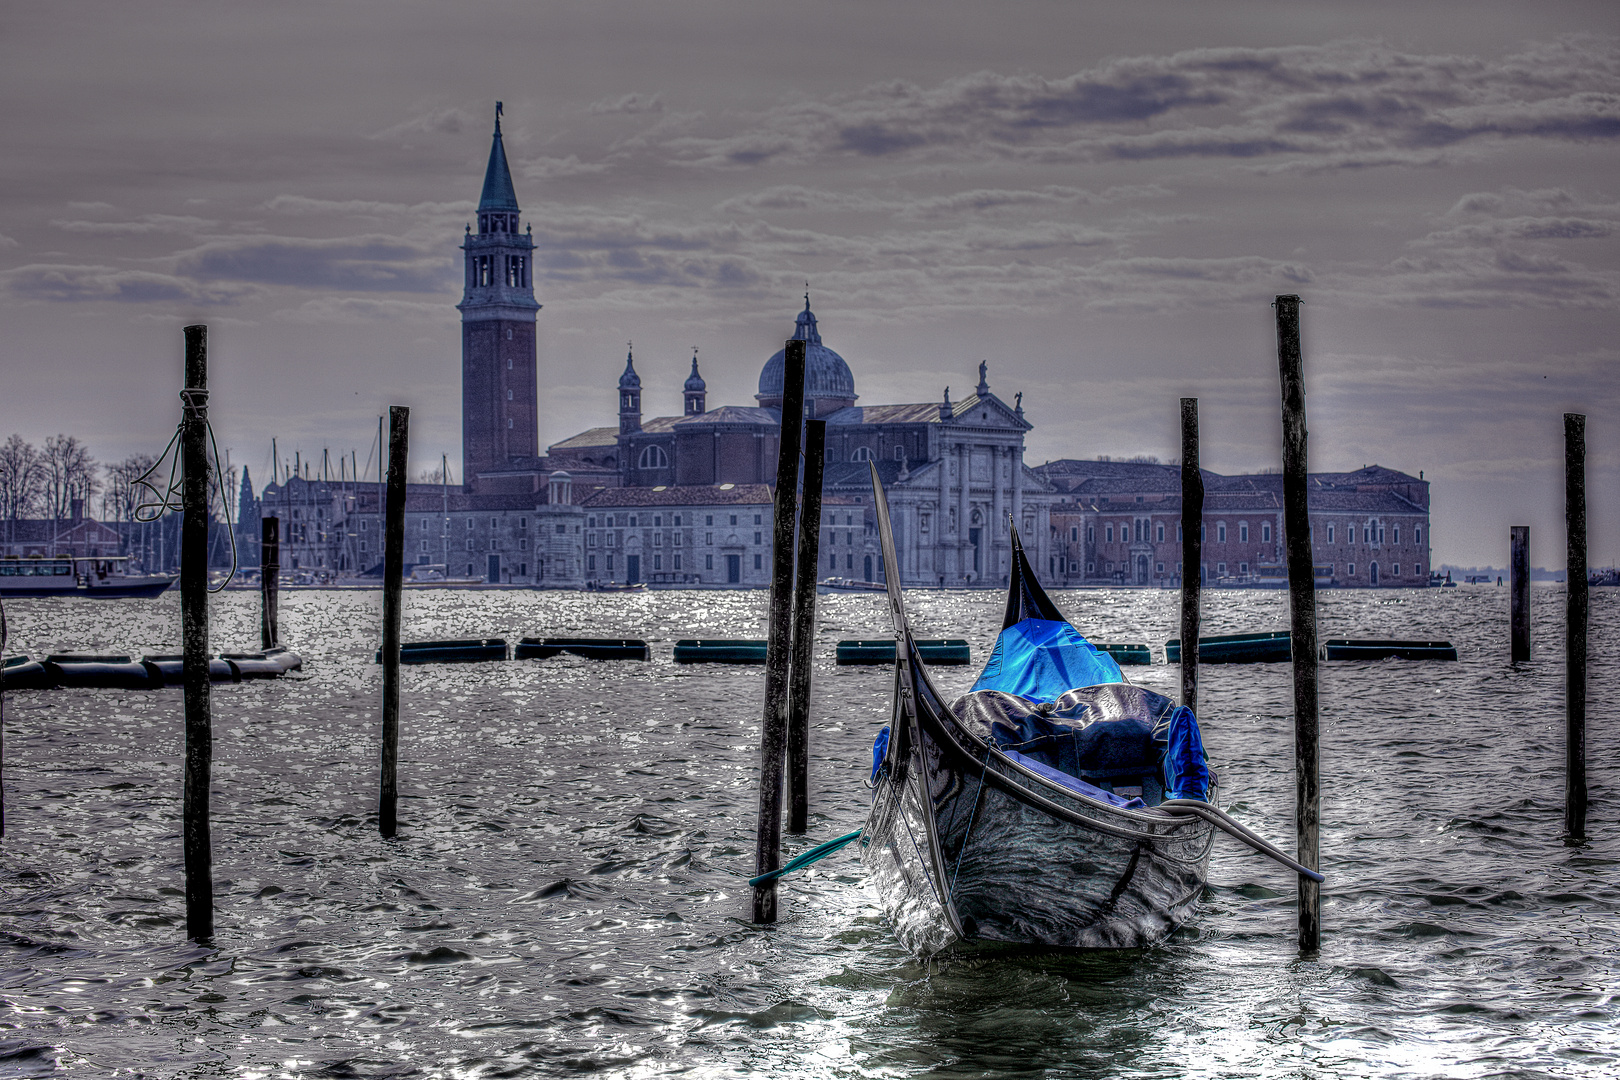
[850,446,875,462]
[638,445,669,469]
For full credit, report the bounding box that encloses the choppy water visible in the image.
[0,583,1615,1078]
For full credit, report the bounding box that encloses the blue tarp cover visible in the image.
[1003,749,1146,809]
[1162,705,1211,801]
[971,618,1122,704]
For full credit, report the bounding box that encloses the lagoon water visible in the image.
[0,584,1616,1078]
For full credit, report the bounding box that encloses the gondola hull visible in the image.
[861,666,1214,955]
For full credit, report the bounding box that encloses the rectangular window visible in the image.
[490,518,498,529]
[588,555,595,571]
[519,517,527,530]
[1106,525,1114,543]
[556,524,565,535]
[1327,525,1334,543]
[653,533,662,547]
[607,554,615,570]
[829,552,837,570]
[629,515,638,527]
[847,553,854,570]
[1240,523,1249,543]
[360,520,368,532]
[1156,523,1165,543]
[519,537,527,550]
[705,515,713,526]
[704,532,712,545]
[1415,527,1421,544]
[1176,524,1182,542]
[754,515,762,525]
[654,554,662,570]
[1393,563,1400,575]
[420,539,428,551]
[1262,523,1272,542]
[1087,562,1095,573]
[1217,523,1227,543]
[754,554,763,570]
[1156,562,1165,573]
[673,533,682,547]
[673,554,682,570]
[1348,563,1356,576]
[674,515,682,526]
[588,533,596,547]
[1087,526,1095,543]
[1070,527,1078,542]
[1218,562,1227,574]
[1393,525,1400,544]
[754,531,762,545]
[606,516,615,527]
[729,515,738,526]
[654,515,662,527]
[588,516,596,528]
[705,554,714,570]
[1239,561,1248,573]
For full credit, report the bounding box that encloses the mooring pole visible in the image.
[1510,525,1530,663]
[1564,414,1588,841]
[1,597,8,838]
[1275,295,1320,952]
[180,324,214,941]
[787,417,827,834]
[380,406,409,839]
[260,517,280,651]
[1180,398,1203,714]
[753,339,808,923]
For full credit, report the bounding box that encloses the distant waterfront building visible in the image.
[1039,460,1433,588]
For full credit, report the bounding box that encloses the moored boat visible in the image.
[0,555,174,599]
[857,462,1316,955]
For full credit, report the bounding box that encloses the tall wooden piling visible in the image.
[260,517,280,651]
[1564,414,1588,841]
[1275,295,1321,952]
[787,417,827,834]
[1,597,8,838]
[379,406,409,839]
[180,324,214,941]
[1510,526,1530,662]
[753,339,808,923]
[1180,398,1202,714]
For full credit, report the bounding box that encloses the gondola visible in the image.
[857,462,1319,955]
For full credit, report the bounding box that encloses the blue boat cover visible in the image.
[1162,705,1211,801]
[1003,749,1146,809]
[971,618,1122,703]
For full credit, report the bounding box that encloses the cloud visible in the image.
[0,232,18,249]
[1,263,256,304]
[520,155,610,180]
[276,296,446,323]
[588,92,665,116]
[50,214,217,235]
[625,37,1620,173]
[371,107,479,141]
[175,235,450,293]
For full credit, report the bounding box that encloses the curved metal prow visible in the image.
[1003,516,1067,629]
[868,460,909,643]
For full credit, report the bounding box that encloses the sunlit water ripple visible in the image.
[0,584,1615,1078]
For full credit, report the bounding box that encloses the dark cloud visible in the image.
[176,236,450,292]
[3,263,255,304]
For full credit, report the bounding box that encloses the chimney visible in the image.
[70,497,84,523]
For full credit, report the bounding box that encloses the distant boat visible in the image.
[0,555,173,599]
[819,576,887,593]
[586,580,647,593]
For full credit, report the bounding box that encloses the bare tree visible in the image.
[41,434,97,522]
[0,434,45,542]
[417,466,446,485]
[104,454,157,523]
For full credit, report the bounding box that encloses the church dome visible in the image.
[757,299,856,408]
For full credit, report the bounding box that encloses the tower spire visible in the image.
[478,106,519,217]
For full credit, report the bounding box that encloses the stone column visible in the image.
[957,442,971,582]
[1011,440,1025,565]
[936,452,950,584]
[991,445,1006,580]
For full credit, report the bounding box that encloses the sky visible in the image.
[1,0,1616,567]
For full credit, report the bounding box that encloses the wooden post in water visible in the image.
[1,597,8,838]
[379,406,409,839]
[260,517,280,651]
[752,339,807,923]
[1180,398,1202,714]
[1274,295,1321,953]
[1564,414,1588,841]
[1510,526,1530,663]
[787,417,827,834]
[180,324,214,941]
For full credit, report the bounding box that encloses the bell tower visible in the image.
[457,103,541,482]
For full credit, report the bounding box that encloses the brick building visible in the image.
[1039,460,1433,588]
